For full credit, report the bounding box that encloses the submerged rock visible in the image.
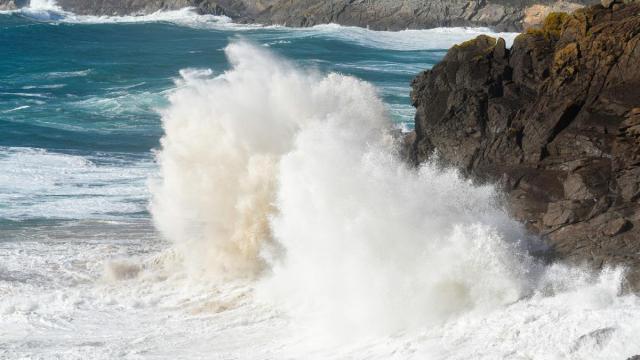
[410,2,640,288]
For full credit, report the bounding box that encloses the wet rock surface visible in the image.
[410,2,640,288]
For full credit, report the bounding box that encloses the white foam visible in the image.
[71,89,166,119]
[295,24,519,50]
[8,2,253,29]
[45,69,92,79]
[336,61,433,75]
[0,147,153,220]
[12,0,65,20]
[29,0,59,9]
[21,84,66,89]
[60,8,239,27]
[2,105,30,113]
[0,92,50,98]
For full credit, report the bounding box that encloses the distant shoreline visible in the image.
[0,0,598,32]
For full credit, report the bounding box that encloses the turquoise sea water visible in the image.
[0,10,464,227]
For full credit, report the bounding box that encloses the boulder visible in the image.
[409,2,640,288]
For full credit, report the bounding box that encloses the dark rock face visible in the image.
[1,0,597,31]
[246,0,595,32]
[410,2,640,287]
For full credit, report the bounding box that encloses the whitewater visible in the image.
[1,2,640,359]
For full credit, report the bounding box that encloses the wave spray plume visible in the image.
[151,41,624,341]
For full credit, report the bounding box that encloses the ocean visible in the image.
[1,2,639,359]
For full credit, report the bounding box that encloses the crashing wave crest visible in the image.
[148,41,626,340]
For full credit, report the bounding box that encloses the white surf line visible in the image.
[3,105,31,113]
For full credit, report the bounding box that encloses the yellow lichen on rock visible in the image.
[524,1,584,29]
[524,11,571,40]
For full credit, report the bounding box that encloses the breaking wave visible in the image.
[150,41,628,340]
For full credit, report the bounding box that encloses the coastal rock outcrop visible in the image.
[0,0,27,10]
[409,1,640,287]
[244,0,595,32]
[1,0,597,31]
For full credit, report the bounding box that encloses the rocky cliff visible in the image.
[0,0,597,31]
[409,1,640,287]
[242,0,595,32]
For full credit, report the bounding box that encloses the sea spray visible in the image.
[151,42,383,278]
[151,40,544,338]
[261,145,538,339]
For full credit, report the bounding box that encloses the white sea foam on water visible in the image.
[71,89,167,120]
[0,92,50,98]
[296,23,519,50]
[21,84,66,89]
[62,8,247,28]
[335,61,433,75]
[2,105,30,113]
[45,69,92,79]
[10,0,65,20]
[5,2,259,29]
[0,147,153,220]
